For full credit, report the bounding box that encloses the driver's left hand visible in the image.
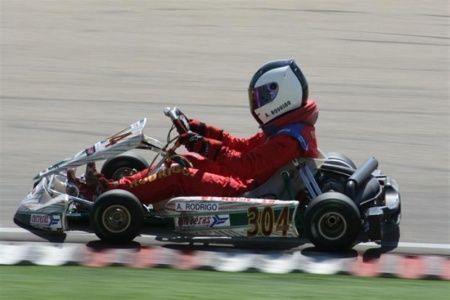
[188,119,206,135]
[178,132,204,152]
[178,132,222,160]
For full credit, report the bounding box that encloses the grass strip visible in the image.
[1,265,448,300]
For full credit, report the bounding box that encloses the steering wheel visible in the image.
[161,106,194,166]
[164,107,190,134]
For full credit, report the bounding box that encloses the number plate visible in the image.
[165,197,299,237]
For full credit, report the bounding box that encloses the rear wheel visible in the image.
[101,152,149,180]
[304,192,361,250]
[91,189,144,243]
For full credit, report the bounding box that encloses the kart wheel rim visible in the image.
[102,205,131,233]
[111,167,137,180]
[317,212,347,241]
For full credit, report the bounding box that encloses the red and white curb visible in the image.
[0,242,449,280]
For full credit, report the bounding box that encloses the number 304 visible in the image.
[247,206,289,237]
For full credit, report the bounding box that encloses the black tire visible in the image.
[304,192,361,250]
[326,152,357,169]
[90,189,144,243]
[101,152,149,180]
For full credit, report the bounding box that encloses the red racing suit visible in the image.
[106,100,319,205]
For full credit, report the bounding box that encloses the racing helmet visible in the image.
[248,59,309,125]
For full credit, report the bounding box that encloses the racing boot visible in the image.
[66,168,81,197]
[83,162,111,200]
[66,163,109,201]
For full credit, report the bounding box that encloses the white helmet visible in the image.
[248,59,308,125]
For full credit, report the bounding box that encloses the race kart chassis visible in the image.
[15,107,401,250]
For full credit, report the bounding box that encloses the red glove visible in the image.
[188,119,206,135]
[189,119,224,141]
[178,132,222,160]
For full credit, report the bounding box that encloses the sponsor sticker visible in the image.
[176,214,230,229]
[30,214,62,229]
[200,196,277,205]
[176,201,219,212]
[85,146,96,156]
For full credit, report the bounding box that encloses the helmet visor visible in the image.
[249,82,279,110]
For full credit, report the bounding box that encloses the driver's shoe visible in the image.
[66,163,109,201]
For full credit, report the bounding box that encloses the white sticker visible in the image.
[176,214,230,229]
[175,201,219,212]
[30,214,62,229]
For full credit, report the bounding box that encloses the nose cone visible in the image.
[13,206,31,229]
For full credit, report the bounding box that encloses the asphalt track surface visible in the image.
[1,1,449,250]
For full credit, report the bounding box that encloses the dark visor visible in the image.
[250,82,279,109]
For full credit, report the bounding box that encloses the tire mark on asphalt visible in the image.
[321,108,448,117]
[335,38,448,47]
[235,8,366,14]
[2,95,448,116]
[419,14,450,18]
[383,162,449,174]
[317,28,450,41]
[10,124,106,137]
[1,95,249,109]
[320,134,446,150]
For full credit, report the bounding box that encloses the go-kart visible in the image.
[14,107,401,250]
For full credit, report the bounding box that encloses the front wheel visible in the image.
[304,192,361,250]
[101,151,149,180]
[90,189,144,243]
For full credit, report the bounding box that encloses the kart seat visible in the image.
[243,152,327,200]
[242,161,302,200]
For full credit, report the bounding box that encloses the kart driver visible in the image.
[71,59,319,208]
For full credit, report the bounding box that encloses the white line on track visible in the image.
[1,227,449,252]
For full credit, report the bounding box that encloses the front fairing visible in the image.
[14,176,69,232]
[16,118,164,232]
[33,119,148,184]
